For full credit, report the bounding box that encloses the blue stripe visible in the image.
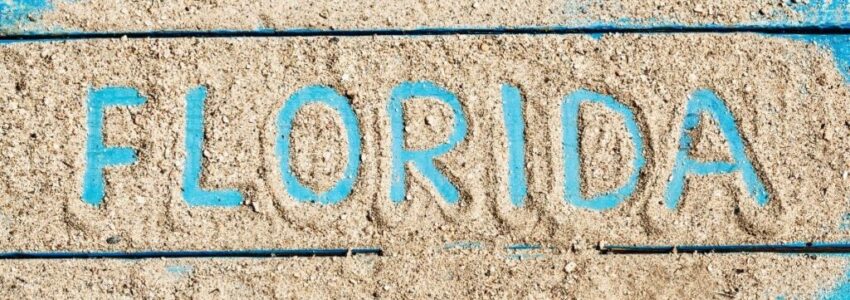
[505,243,542,251]
[601,242,850,254]
[5,25,850,43]
[501,84,528,207]
[0,248,382,259]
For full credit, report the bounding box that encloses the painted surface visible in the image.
[82,87,145,206]
[1,0,850,33]
[3,1,850,298]
[562,90,645,211]
[0,0,49,30]
[795,0,850,27]
[825,267,850,299]
[785,35,850,83]
[664,89,769,209]
[277,85,362,205]
[388,81,467,204]
[183,86,244,207]
[501,84,528,207]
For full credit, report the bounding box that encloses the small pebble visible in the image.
[565,262,577,273]
[425,115,436,126]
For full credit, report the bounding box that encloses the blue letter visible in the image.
[82,87,146,206]
[277,85,362,205]
[665,89,769,209]
[502,84,528,207]
[183,86,243,207]
[562,90,645,211]
[389,81,468,204]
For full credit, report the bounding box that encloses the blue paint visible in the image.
[784,35,850,83]
[0,0,50,29]
[501,84,528,207]
[82,87,146,206]
[819,213,850,299]
[565,0,850,28]
[166,265,193,275]
[182,86,243,207]
[603,241,850,254]
[277,85,362,205]
[4,0,850,38]
[389,81,468,204]
[2,0,850,37]
[9,25,850,45]
[562,90,645,211]
[505,243,546,260]
[665,89,769,209]
[773,3,850,295]
[840,214,850,232]
[444,241,484,250]
[824,274,850,300]
[505,243,542,251]
[506,253,545,260]
[792,0,850,28]
[0,248,383,259]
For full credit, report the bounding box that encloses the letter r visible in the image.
[388,81,468,204]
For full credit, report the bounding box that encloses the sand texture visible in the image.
[0,34,847,250]
[1,0,820,33]
[0,33,849,297]
[0,253,846,299]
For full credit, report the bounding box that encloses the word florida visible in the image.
[81,81,768,211]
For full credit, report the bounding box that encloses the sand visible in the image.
[3,34,849,250]
[0,33,849,297]
[0,253,847,298]
[2,0,811,33]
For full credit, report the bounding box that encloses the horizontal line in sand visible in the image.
[601,242,850,255]
[1,243,849,259]
[0,248,383,259]
[2,25,850,42]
